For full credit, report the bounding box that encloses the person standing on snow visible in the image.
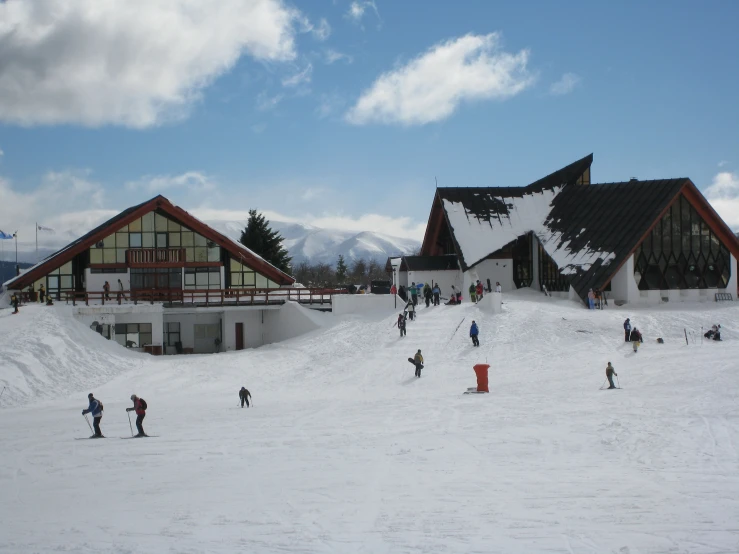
[239,387,251,408]
[470,320,480,347]
[630,328,643,353]
[605,362,618,389]
[405,298,415,321]
[423,283,432,308]
[623,318,631,342]
[126,394,148,437]
[11,292,19,314]
[38,284,45,303]
[103,281,111,301]
[413,349,424,378]
[432,284,441,306]
[82,393,104,438]
[475,280,484,301]
[397,313,407,337]
[469,283,477,303]
[495,282,502,293]
[587,288,596,309]
[410,282,418,306]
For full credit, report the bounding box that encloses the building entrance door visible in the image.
[235,322,244,350]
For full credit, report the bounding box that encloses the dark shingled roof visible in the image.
[543,178,688,301]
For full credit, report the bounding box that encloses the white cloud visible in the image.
[0,0,305,128]
[346,1,380,25]
[704,171,739,229]
[295,14,331,41]
[345,33,534,126]
[549,72,581,95]
[300,187,325,201]
[193,207,427,241]
[0,148,4,157]
[718,161,729,168]
[256,91,284,111]
[282,63,313,87]
[315,93,346,119]
[325,49,353,65]
[126,171,216,193]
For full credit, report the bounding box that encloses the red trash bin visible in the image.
[473,363,490,393]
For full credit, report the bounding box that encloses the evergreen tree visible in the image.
[335,255,348,283]
[239,210,292,274]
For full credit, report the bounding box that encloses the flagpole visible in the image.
[36,223,38,263]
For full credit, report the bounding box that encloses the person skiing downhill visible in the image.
[82,393,104,438]
[126,394,148,437]
[470,320,480,347]
[605,362,618,389]
[239,387,251,408]
[413,349,424,378]
[623,318,632,342]
[397,313,407,337]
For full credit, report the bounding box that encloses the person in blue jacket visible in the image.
[82,393,104,438]
[470,320,480,347]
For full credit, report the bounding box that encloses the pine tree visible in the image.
[239,210,292,274]
[335,255,348,283]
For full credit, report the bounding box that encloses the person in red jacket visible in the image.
[126,394,148,437]
[475,280,484,301]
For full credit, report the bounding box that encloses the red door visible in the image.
[235,322,244,350]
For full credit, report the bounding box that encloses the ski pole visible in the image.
[83,413,93,433]
[599,378,607,390]
[127,410,134,437]
[0,386,6,401]
[616,375,621,389]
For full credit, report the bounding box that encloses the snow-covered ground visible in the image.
[1,292,738,553]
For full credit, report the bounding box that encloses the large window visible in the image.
[115,323,153,348]
[130,268,182,289]
[512,233,533,289]
[185,267,221,290]
[538,245,570,292]
[634,195,731,290]
[229,258,280,289]
[90,211,221,264]
[164,322,181,347]
[35,261,75,300]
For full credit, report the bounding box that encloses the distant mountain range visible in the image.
[208,220,420,267]
[7,220,421,268]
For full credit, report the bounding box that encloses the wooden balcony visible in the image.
[126,248,186,267]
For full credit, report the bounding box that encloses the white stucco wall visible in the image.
[468,259,515,294]
[331,294,398,316]
[85,269,129,295]
[163,311,222,353]
[477,291,502,313]
[405,270,462,300]
[222,308,264,351]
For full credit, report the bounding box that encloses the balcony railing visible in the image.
[126,248,186,266]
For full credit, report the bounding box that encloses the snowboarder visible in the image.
[412,349,424,378]
[82,393,104,437]
[495,282,502,293]
[46,294,54,306]
[630,328,643,352]
[475,280,484,301]
[405,298,415,321]
[470,320,480,347]
[239,387,251,408]
[38,284,45,303]
[623,318,631,342]
[587,288,595,309]
[432,284,440,306]
[11,292,19,314]
[469,283,477,303]
[126,394,148,437]
[397,313,406,337]
[103,281,111,301]
[410,282,418,306]
[605,362,618,389]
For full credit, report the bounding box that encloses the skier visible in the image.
[469,283,477,303]
[432,284,440,306]
[11,292,19,314]
[126,394,148,437]
[630,328,643,352]
[413,349,424,378]
[410,282,418,306]
[423,283,432,308]
[397,313,406,337]
[475,280,484,301]
[623,318,632,342]
[82,393,104,438]
[605,362,618,389]
[495,282,502,293]
[239,386,251,408]
[469,320,480,347]
[405,298,415,321]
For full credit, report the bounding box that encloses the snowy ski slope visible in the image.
[1,292,738,553]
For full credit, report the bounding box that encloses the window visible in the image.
[164,322,180,346]
[512,233,533,289]
[230,258,257,288]
[115,323,153,348]
[184,267,221,290]
[91,268,127,274]
[634,194,731,290]
[130,268,182,289]
[538,245,570,292]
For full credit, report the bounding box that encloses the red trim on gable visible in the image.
[7,195,294,289]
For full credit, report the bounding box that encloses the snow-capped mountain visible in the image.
[207,219,420,266]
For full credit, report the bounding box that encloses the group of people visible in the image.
[587,288,607,309]
[623,318,643,352]
[9,288,54,314]
[395,280,502,307]
[704,324,722,341]
[81,393,148,438]
[102,279,127,302]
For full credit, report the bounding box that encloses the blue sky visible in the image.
[0,0,738,251]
